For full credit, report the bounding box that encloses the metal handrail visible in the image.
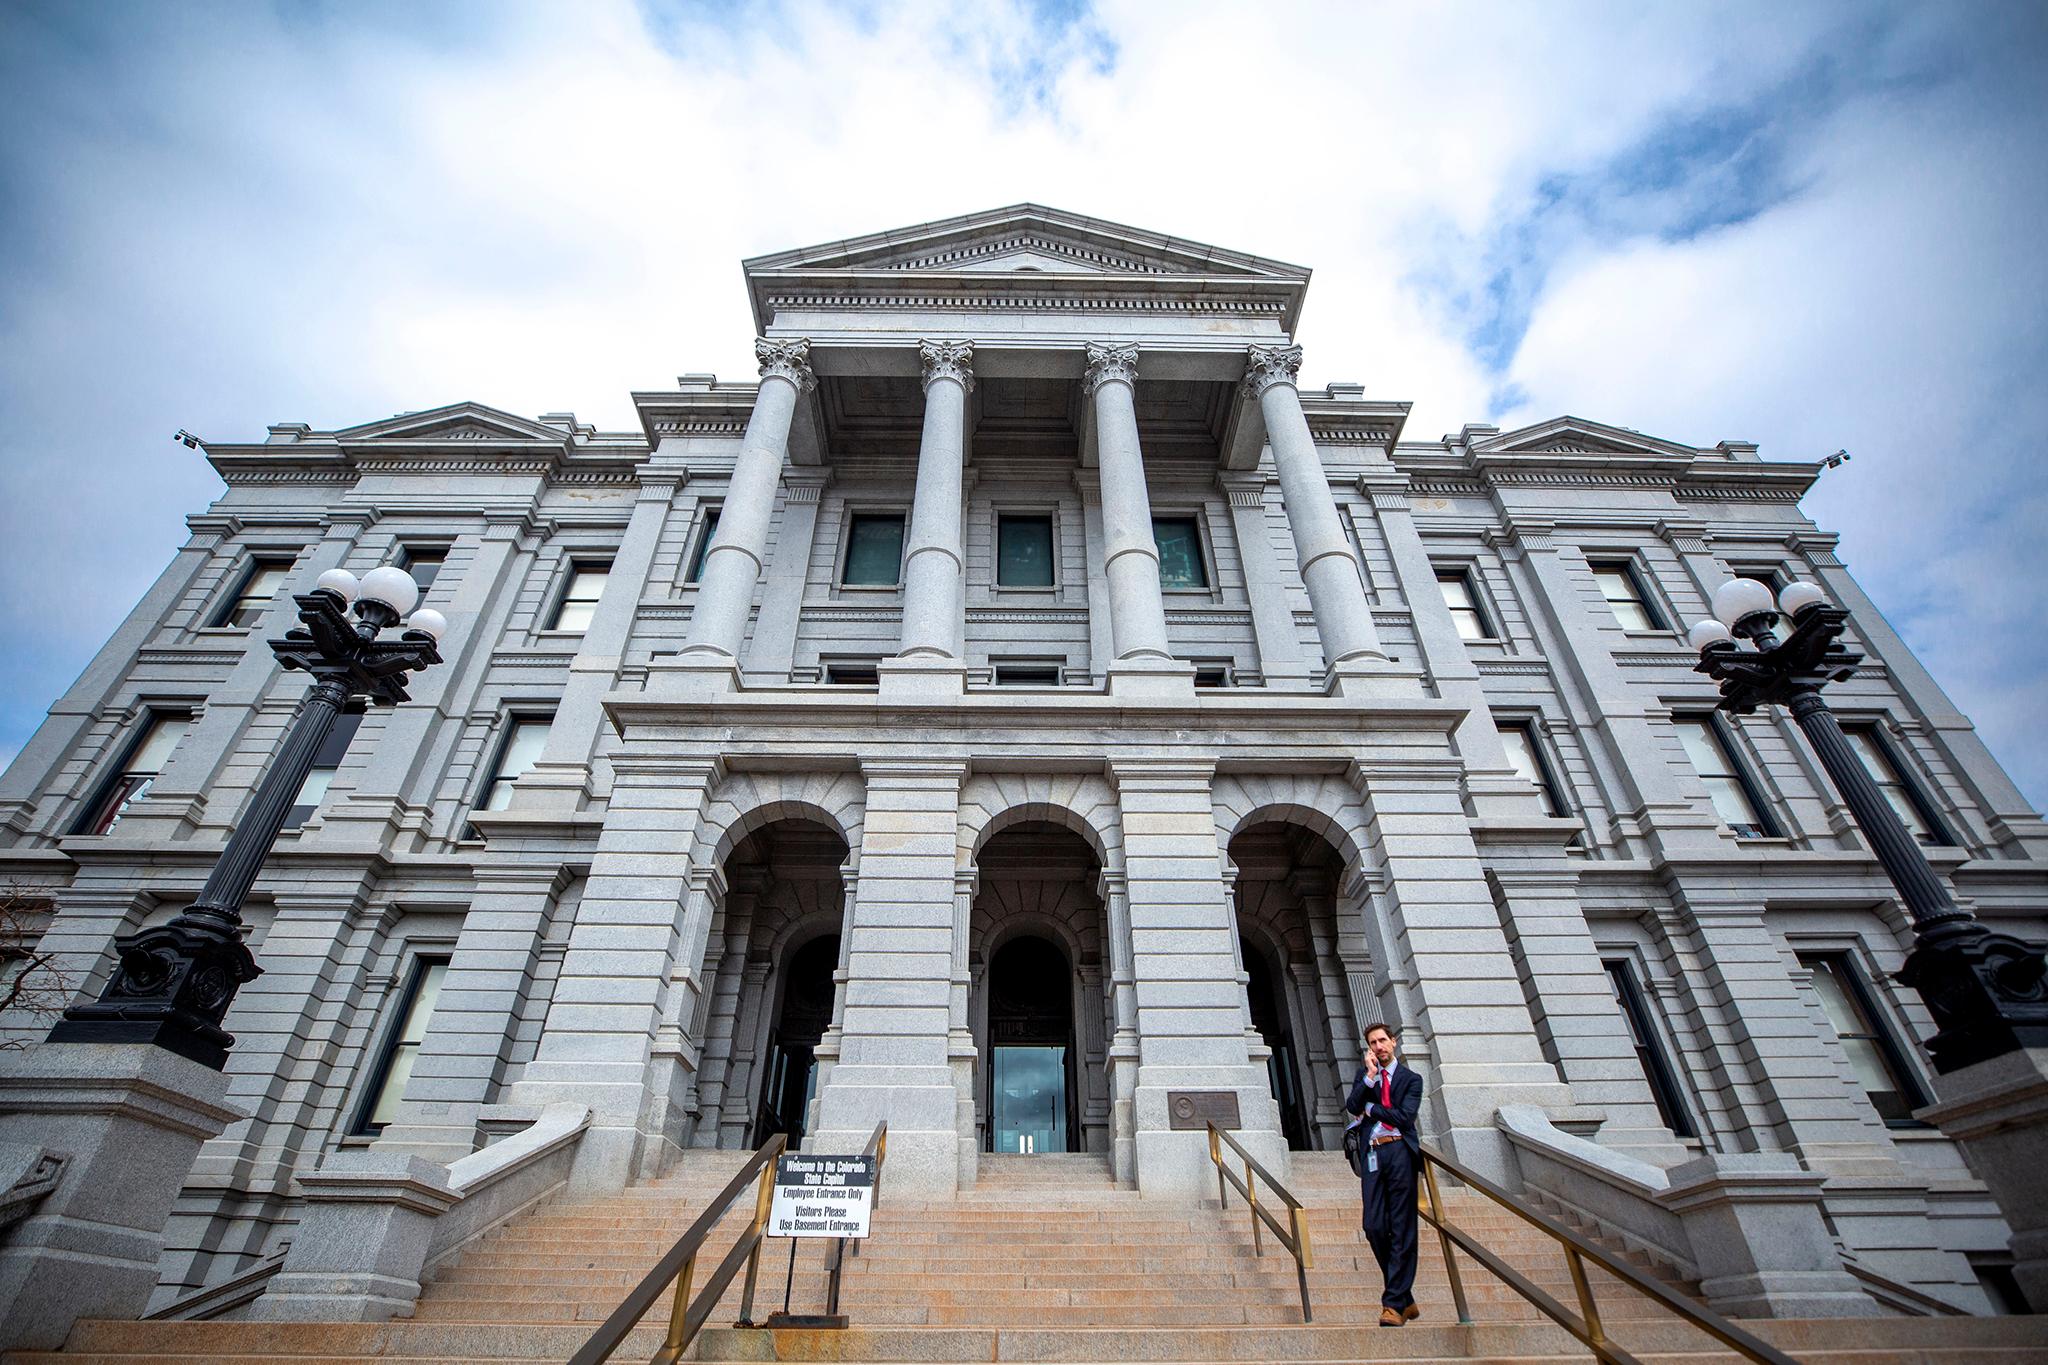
[1415,1143,1797,1365]
[569,1132,787,1365]
[1204,1122,1313,1322]
[822,1121,887,1316]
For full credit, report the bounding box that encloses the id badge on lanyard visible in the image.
[1367,1147,1378,1173]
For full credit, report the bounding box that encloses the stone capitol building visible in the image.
[1,205,2043,1322]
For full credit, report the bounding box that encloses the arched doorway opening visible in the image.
[969,820,1108,1159]
[986,936,1075,1154]
[755,933,838,1146]
[1229,820,1357,1150]
[693,816,848,1150]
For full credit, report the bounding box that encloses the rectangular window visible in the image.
[992,660,1062,686]
[841,514,906,587]
[996,515,1055,588]
[547,561,611,633]
[1676,716,1773,838]
[284,711,362,829]
[1435,568,1493,641]
[1498,720,1566,817]
[353,957,449,1134]
[1591,561,1664,632]
[398,546,446,596]
[1846,727,1951,847]
[1152,516,1208,589]
[79,712,190,835]
[477,715,552,813]
[1798,951,1928,1126]
[1604,960,1697,1138]
[823,659,881,685]
[686,506,721,584]
[1191,661,1232,689]
[214,558,293,628]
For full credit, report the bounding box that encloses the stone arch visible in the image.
[695,770,866,874]
[1211,773,1373,875]
[959,773,1122,876]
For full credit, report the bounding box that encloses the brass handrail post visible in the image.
[1289,1204,1313,1323]
[1209,1126,1225,1207]
[734,1146,779,1327]
[661,1252,698,1358]
[1566,1247,1607,1353]
[1419,1155,1471,1325]
[1245,1155,1261,1255]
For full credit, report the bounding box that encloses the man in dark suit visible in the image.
[1345,1020,1422,1326]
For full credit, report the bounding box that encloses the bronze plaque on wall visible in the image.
[1167,1090,1241,1130]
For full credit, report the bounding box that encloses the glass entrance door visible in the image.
[992,1044,1068,1154]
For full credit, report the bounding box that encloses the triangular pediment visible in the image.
[746,204,1309,281]
[1478,416,1697,460]
[337,402,570,449]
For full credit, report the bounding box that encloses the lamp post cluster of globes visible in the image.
[45,561,2048,1078]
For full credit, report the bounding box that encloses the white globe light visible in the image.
[357,565,420,616]
[314,568,359,604]
[1687,619,1735,652]
[1777,581,1827,617]
[1711,578,1777,629]
[405,608,448,641]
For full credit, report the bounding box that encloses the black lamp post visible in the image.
[1688,577,2048,1072]
[49,566,445,1069]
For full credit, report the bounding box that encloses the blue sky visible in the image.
[1,0,2044,808]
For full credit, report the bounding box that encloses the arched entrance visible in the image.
[754,933,838,1146]
[1229,821,1357,1150]
[986,936,1075,1154]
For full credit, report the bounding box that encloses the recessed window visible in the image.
[284,712,362,829]
[547,561,611,633]
[992,660,1062,686]
[1604,960,1696,1138]
[77,712,190,835]
[213,557,293,628]
[996,515,1056,589]
[399,546,446,596]
[1436,568,1493,641]
[686,506,721,584]
[1676,715,1773,838]
[1845,727,1952,847]
[1191,661,1232,689]
[823,659,881,685]
[842,514,906,587]
[477,715,552,814]
[353,956,449,1134]
[1797,951,1928,1127]
[1153,516,1208,590]
[1498,720,1566,817]
[1591,561,1664,632]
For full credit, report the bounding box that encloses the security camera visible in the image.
[1821,449,1851,470]
[173,429,201,449]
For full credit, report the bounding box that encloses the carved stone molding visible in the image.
[1242,343,1304,398]
[754,337,817,394]
[918,339,976,394]
[1083,342,1139,393]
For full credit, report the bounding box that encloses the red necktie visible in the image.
[1381,1069,1392,1110]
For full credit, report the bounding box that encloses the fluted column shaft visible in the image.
[684,338,815,659]
[1085,343,1172,661]
[899,341,974,658]
[1246,344,1384,664]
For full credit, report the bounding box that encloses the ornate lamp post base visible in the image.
[1898,919,2048,1072]
[46,913,259,1069]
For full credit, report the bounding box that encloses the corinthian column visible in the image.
[1244,344,1384,669]
[899,341,974,658]
[1086,343,1189,697]
[682,338,816,661]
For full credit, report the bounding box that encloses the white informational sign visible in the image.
[768,1154,876,1240]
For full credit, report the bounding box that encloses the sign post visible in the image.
[761,1153,876,1328]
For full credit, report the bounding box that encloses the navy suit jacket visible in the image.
[1345,1062,1423,1155]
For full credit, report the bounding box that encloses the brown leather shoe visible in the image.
[1378,1307,1403,1327]
[1403,1305,1421,1321]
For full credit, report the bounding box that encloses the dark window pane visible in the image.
[83,713,190,834]
[997,516,1055,588]
[1604,960,1695,1137]
[687,507,721,584]
[1798,952,1927,1127]
[480,716,552,812]
[1436,569,1493,640]
[1153,517,1207,589]
[1677,717,1770,836]
[993,662,1061,686]
[1593,563,1661,632]
[218,559,292,628]
[357,959,448,1133]
[843,514,905,587]
[400,548,445,594]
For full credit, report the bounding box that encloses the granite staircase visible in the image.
[10,1149,2048,1363]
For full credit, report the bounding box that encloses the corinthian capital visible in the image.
[1083,342,1139,394]
[1242,344,1304,398]
[919,340,975,393]
[754,337,817,394]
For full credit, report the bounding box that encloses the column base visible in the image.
[1918,1044,2048,1310]
[645,651,745,699]
[1107,656,1196,701]
[1322,656,1411,699]
[1130,1068,1285,1200]
[812,1063,960,1195]
[877,655,968,703]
